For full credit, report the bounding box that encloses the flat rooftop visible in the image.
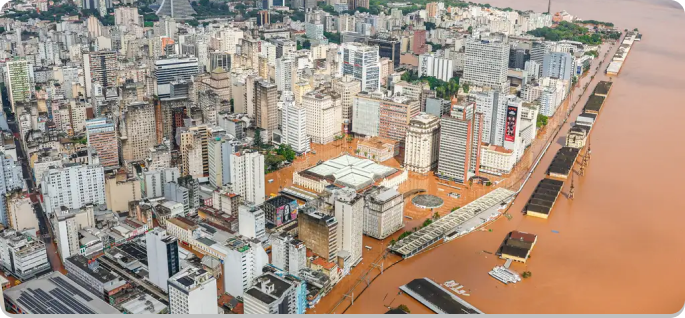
[400,278,483,314]
[245,273,293,305]
[299,154,399,190]
[584,95,606,113]
[525,179,563,216]
[547,147,580,177]
[65,254,119,283]
[593,81,613,96]
[3,272,120,314]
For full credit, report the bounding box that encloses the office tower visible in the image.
[179,129,204,178]
[238,204,266,240]
[437,100,483,183]
[164,182,190,214]
[41,164,106,215]
[530,42,554,77]
[0,154,24,226]
[338,43,381,92]
[84,51,117,98]
[303,90,342,145]
[114,6,140,26]
[257,10,270,26]
[154,57,200,99]
[154,0,196,18]
[5,59,31,112]
[279,92,310,154]
[368,37,401,68]
[351,92,381,137]
[298,208,338,261]
[244,273,298,314]
[85,118,119,171]
[229,151,265,205]
[363,187,404,239]
[223,237,268,298]
[168,266,218,314]
[275,58,297,92]
[472,88,510,147]
[542,52,573,81]
[122,101,156,163]
[209,52,231,71]
[51,205,96,261]
[404,113,440,174]
[208,136,239,188]
[418,53,454,82]
[254,79,278,138]
[271,234,306,275]
[378,95,420,144]
[426,2,439,18]
[523,60,541,84]
[146,228,180,292]
[332,75,362,132]
[412,29,427,54]
[332,188,364,265]
[462,36,510,89]
[142,168,179,198]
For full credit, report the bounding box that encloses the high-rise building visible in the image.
[142,168,180,198]
[332,75,362,132]
[146,228,180,292]
[404,113,440,174]
[368,37,401,67]
[5,59,31,112]
[0,154,24,226]
[303,90,342,145]
[114,6,140,26]
[51,205,96,261]
[378,95,420,145]
[154,0,196,19]
[229,151,265,205]
[462,36,510,89]
[279,92,310,154]
[412,29,427,54]
[338,43,381,92]
[351,91,381,137]
[472,88,508,147]
[418,53,454,82]
[164,182,191,214]
[244,273,298,314]
[437,100,483,183]
[223,236,268,298]
[271,233,306,276]
[275,58,297,92]
[179,129,204,178]
[122,101,156,163]
[85,118,119,171]
[297,208,338,262]
[362,187,403,239]
[0,230,50,281]
[530,41,554,76]
[208,136,240,188]
[254,79,279,138]
[84,51,117,98]
[41,164,106,215]
[154,57,200,99]
[168,265,218,314]
[238,204,266,241]
[332,188,364,266]
[542,52,573,81]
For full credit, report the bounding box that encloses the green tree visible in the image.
[536,114,548,128]
[395,304,410,313]
[432,211,440,220]
[389,239,396,246]
[422,219,433,227]
[276,144,297,161]
[462,83,470,93]
[253,129,263,148]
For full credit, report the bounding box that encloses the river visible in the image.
[342,0,685,314]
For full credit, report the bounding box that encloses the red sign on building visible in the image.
[505,106,518,142]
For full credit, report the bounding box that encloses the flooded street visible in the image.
[338,0,685,314]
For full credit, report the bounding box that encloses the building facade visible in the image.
[404,113,440,174]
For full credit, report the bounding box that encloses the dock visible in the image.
[525,178,564,219]
[547,147,580,179]
[400,278,483,314]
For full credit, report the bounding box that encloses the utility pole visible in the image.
[547,0,552,14]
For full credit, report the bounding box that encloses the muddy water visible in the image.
[342,0,685,314]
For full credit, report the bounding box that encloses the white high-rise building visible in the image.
[418,53,454,82]
[238,204,266,241]
[279,92,310,154]
[363,187,404,239]
[146,228,180,292]
[220,27,244,55]
[223,236,268,298]
[542,52,573,81]
[229,151,265,205]
[338,43,381,92]
[271,233,306,276]
[208,136,239,188]
[244,273,298,314]
[472,89,508,147]
[41,164,106,215]
[332,188,364,265]
[168,266,218,314]
[462,36,509,89]
[0,230,50,280]
[275,58,297,92]
[404,113,440,174]
[303,90,342,145]
[142,168,180,198]
[0,154,24,226]
[51,205,96,262]
[332,75,362,129]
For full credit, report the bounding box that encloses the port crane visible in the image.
[569,174,575,200]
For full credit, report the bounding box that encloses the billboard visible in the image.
[275,200,298,226]
[505,106,518,142]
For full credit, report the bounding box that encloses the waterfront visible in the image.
[340,0,685,314]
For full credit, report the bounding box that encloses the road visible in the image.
[97,256,170,305]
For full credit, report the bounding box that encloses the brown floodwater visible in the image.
[337,0,685,314]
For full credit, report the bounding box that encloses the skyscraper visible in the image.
[271,233,306,276]
[298,208,338,262]
[279,92,310,154]
[84,51,117,98]
[437,100,483,183]
[333,76,362,133]
[146,228,180,292]
[303,90,342,145]
[154,57,200,99]
[229,151,265,205]
[338,43,381,92]
[5,59,31,112]
[238,204,266,241]
[41,164,106,215]
[404,113,441,174]
[85,118,119,171]
[0,153,24,226]
[542,52,573,81]
[333,187,364,266]
[223,236,268,298]
[275,58,297,92]
[168,266,217,314]
[254,79,278,138]
[368,37,401,67]
[122,101,156,163]
[462,36,510,89]
[208,135,240,188]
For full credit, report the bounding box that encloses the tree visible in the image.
[422,219,433,227]
[424,22,436,30]
[302,40,311,49]
[253,129,263,148]
[467,26,473,34]
[536,114,548,128]
[522,271,532,278]
[395,304,410,313]
[389,239,396,246]
[462,83,470,93]
[276,144,296,161]
[432,211,440,220]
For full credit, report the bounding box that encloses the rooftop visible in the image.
[168,266,214,292]
[245,273,293,305]
[3,272,120,314]
[299,154,399,190]
[65,254,119,283]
